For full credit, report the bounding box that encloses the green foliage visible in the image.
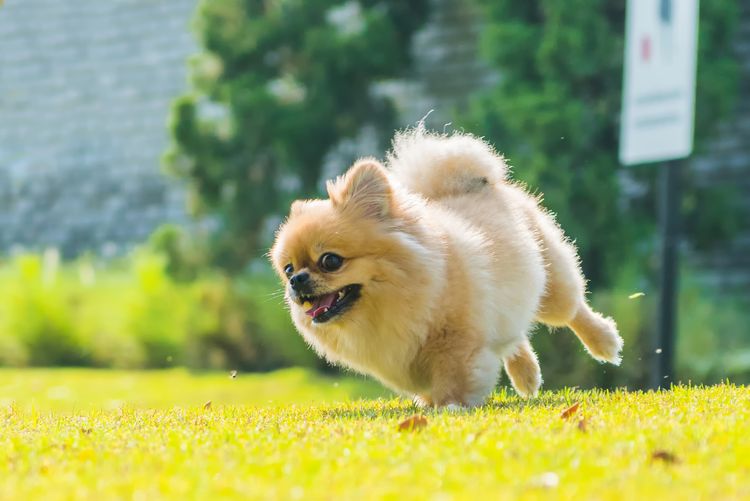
[165,0,429,268]
[463,1,743,390]
[0,254,87,367]
[531,263,750,389]
[463,0,740,286]
[148,224,209,281]
[1,251,747,386]
[676,278,750,383]
[0,252,314,371]
[682,179,743,252]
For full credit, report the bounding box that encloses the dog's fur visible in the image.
[270,128,623,407]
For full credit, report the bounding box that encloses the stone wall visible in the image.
[0,0,195,257]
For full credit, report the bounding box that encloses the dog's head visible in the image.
[271,159,427,334]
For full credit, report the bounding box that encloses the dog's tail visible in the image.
[386,125,508,201]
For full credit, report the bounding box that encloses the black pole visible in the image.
[651,160,681,389]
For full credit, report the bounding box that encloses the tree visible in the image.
[462,0,740,287]
[165,0,429,269]
[460,1,740,390]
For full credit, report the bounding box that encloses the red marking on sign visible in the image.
[641,36,651,62]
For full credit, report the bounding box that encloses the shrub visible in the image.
[676,278,750,384]
[164,0,430,269]
[1,250,747,386]
[184,272,317,371]
[125,253,190,367]
[0,250,315,371]
[460,1,743,390]
[461,0,740,288]
[0,253,88,366]
[530,262,750,390]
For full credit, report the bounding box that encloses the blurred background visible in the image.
[0,0,747,391]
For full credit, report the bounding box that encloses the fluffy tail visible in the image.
[386,125,508,200]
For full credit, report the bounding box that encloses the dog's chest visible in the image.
[330,332,424,395]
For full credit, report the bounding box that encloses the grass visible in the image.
[0,367,388,412]
[1,369,748,499]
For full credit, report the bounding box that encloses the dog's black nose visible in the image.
[289,272,310,291]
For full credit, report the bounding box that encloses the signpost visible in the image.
[619,0,700,389]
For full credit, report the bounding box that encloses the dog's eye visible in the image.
[319,253,344,272]
[283,264,294,277]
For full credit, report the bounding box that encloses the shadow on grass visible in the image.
[321,391,573,420]
[484,393,570,412]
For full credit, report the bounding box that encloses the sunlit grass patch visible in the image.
[0,370,747,499]
[0,367,388,412]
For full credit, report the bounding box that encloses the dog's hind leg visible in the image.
[528,202,623,364]
[567,302,623,364]
[503,340,542,398]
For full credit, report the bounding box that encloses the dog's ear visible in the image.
[289,200,306,217]
[327,159,392,220]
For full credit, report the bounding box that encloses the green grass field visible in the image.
[1,369,748,500]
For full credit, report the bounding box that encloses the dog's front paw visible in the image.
[413,395,433,408]
[442,403,468,413]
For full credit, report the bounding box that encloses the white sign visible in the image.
[619,0,699,165]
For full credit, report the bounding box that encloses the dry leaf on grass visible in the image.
[651,450,680,463]
[560,402,580,419]
[203,400,212,410]
[398,415,428,432]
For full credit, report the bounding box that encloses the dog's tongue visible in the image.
[306,292,338,318]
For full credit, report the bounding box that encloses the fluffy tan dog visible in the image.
[270,128,623,408]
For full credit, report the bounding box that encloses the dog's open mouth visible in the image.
[300,284,362,323]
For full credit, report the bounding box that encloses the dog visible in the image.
[270,127,623,408]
